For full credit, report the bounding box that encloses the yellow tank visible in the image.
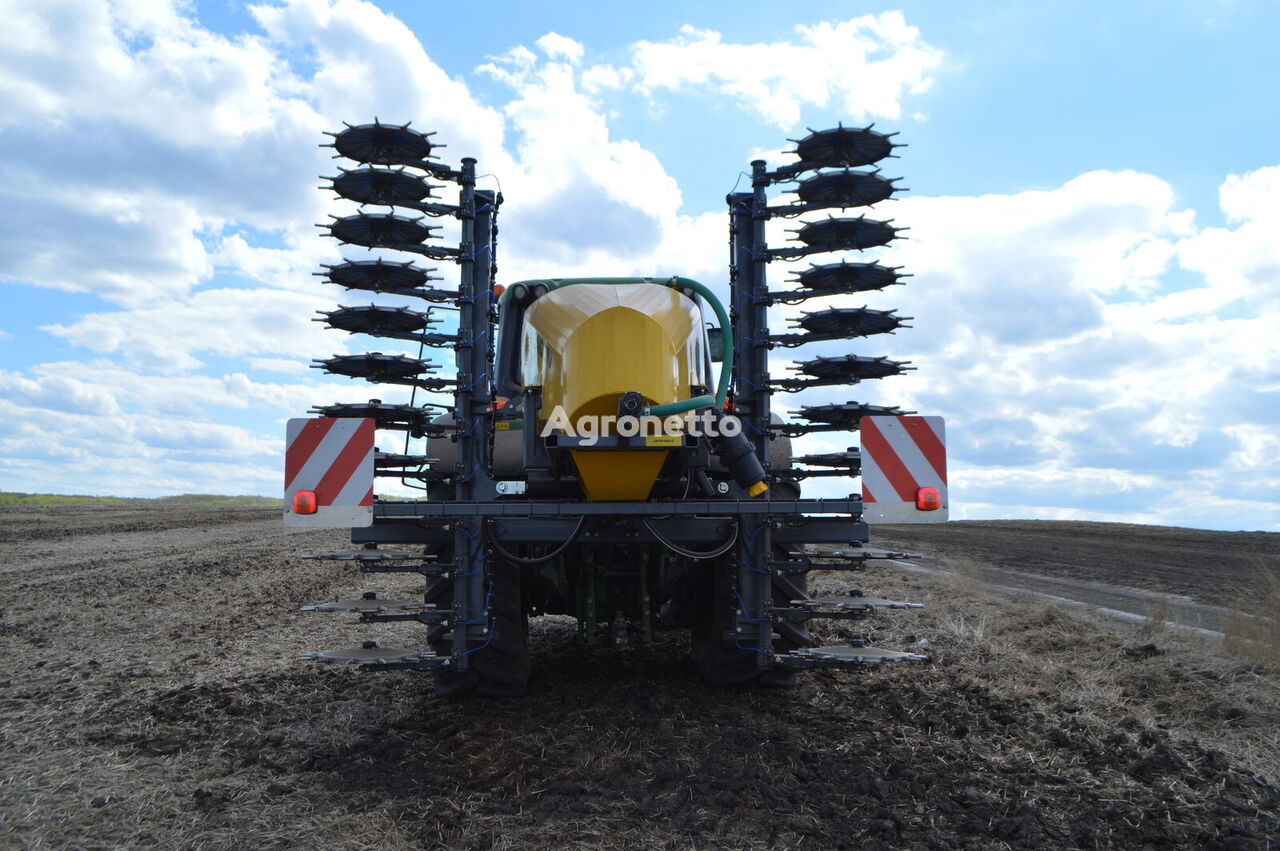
[519,283,708,500]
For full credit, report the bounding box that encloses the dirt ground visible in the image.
[1,506,1278,849]
[874,520,1280,607]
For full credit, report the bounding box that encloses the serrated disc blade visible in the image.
[327,213,436,249]
[794,170,897,208]
[794,355,911,382]
[794,217,902,252]
[330,167,436,206]
[316,353,435,380]
[321,305,435,335]
[320,260,436,292]
[792,262,903,293]
[792,126,896,168]
[797,402,906,429]
[330,122,435,165]
[794,308,906,339]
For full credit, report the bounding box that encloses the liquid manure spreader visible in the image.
[284,120,949,696]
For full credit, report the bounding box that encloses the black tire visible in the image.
[690,555,762,685]
[689,548,810,687]
[430,555,530,698]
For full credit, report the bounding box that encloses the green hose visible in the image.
[504,276,734,416]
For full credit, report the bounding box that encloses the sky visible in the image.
[0,0,1277,531]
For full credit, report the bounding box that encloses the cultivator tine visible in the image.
[782,594,924,614]
[776,467,860,479]
[300,592,432,614]
[772,557,855,574]
[299,548,455,576]
[776,643,928,669]
[771,543,919,575]
[377,467,451,482]
[777,447,862,480]
[836,547,923,560]
[372,451,452,484]
[793,449,861,467]
[301,549,425,562]
[373,452,437,469]
[302,641,449,669]
[310,401,454,433]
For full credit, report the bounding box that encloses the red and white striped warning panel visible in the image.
[284,417,374,528]
[860,415,948,524]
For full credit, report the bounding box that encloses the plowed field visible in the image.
[1,507,1277,849]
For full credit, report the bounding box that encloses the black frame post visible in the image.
[727,159,775,664]
[451,161,498,667]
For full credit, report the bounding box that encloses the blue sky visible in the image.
[0,0,1277,530]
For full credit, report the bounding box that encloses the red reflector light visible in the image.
[293,490,317,515]
[493,283,506,297]
[916,487,940,511]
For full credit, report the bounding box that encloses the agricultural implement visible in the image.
[285,120,948,695]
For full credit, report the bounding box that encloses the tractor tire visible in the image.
[689,553,809,686]
[429,555,530,698]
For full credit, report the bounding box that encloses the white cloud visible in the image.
[42,287,355,372]
[536,32,585,65]
[790,166,1279,530]
[629,13,944,127]
[0,0,329,305]
[0,0,1274,530]
[476,45,683,274]
[1177,165,1280,306]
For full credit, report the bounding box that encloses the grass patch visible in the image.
[1223,560,1280,665]
[0,491,281,508]
[1141,593,1173,637]
[947,555,985,594]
